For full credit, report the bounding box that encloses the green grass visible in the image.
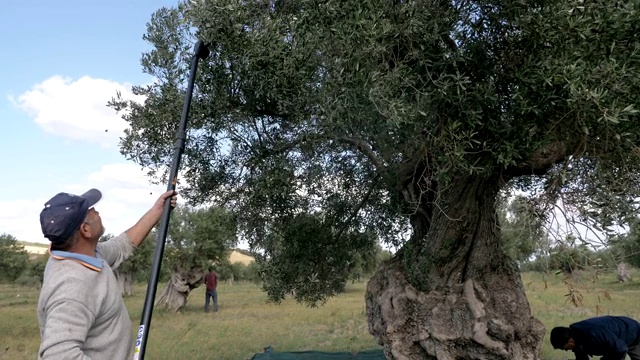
[1,270,639,359]
[526,269,640,359]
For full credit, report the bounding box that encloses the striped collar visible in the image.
[49,246,104,272]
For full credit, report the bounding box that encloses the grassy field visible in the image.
[1,270,639,360]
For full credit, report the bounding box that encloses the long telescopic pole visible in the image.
[133,40,209,360]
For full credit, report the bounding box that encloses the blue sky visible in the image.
[1,0,180,243]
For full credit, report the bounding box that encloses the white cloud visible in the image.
[0,198,46,242]
[0,162,182,244]
[10,75,144,147]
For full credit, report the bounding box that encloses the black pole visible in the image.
[133,40,209,360]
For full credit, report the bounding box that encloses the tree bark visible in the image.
[617,262,632,283]
[114,270,133,297]
[155,267,205,311]
[366,174,545,359]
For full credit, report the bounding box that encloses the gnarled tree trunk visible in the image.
[366,174,545,359]
[155,267,205,311]
[114,269,133,297]
[617,262,632,283]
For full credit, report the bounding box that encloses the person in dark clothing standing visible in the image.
[204,267,219,313]
[550,316,640,360]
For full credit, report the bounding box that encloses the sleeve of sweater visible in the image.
[96,232,135,270]
[38,298,95,360]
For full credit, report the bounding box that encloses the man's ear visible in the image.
[78,222,92,238]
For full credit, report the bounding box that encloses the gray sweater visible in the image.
[38,233,136,360]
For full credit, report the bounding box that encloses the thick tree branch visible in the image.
[334,175,380,240]
[508,141,569,177]
[441,34,458,53]
[336,136,393,185]
[258,133,313,156]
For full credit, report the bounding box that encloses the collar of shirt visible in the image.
[49,247,104,272]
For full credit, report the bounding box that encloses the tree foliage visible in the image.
[497,194,546,264]
[111,0,640,310]
[608,218,640,269]
[256,213,376,304]
[0,233,29,282]
[548,240,599,274]
[109,5,640,357]
[348,244,391,282]
[153,205,237,310]
[165,205,238,273]
[216,260,262,283]
[16,255,48,288]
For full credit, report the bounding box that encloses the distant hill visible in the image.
[20,241,254,264]
[229,249,254,265]
[19,241,48,255]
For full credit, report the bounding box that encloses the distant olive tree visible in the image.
[608,218,640,269]
[0,233,29,283]
[16,255,48,288]
[498,195,546,265]
[155,206,237,311]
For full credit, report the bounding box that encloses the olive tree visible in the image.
[110,0,640,358]
[155,205,236,311]
[0,233,29,283]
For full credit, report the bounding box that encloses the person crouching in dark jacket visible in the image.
[550,316,640,360]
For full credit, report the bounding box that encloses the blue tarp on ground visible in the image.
[250,346,386,360]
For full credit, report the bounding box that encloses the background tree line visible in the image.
[0,204,392,304]
[4,199,638,292]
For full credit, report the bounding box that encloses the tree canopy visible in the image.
[608,218,640,268]
[498,194,546,264]
[110,0,640,356]
[0,233,29,282]
[110,0,640,299]
[165,205,237,272]
[154,205,237,310]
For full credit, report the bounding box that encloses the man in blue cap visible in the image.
[37,188,177,360]
[550,315,640,360]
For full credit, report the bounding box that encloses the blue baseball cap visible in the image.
[40,189,102,244]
